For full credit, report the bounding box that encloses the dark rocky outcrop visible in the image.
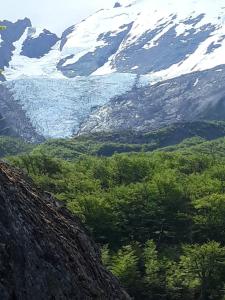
[21,29,59,59]
[0,18,31,69]
[113,17,216,74]
[0,84,44,142]
[0,162,130,300]
[58,23,133,77]
[0,112,17,137]
[114,2,122,8]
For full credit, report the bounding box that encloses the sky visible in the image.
[1,0,116,35]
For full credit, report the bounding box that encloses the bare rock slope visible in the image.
[0,162,130,300]
[79,65,225,134]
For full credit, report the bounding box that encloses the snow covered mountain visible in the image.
[1,0,225,140]
[1,0,225,81]
[59,0,225,81]
[0,18,60,80]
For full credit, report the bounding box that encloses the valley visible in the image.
[1,0,225,299]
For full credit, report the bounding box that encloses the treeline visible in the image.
[8,136,225,300]
[3,121,225,159]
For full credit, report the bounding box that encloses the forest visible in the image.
[1,122,225,300]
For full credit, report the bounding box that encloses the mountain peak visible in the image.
[114,2,122,8]
[2,1,225,80]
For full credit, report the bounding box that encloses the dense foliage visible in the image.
[2,121,225,159]
[0,136,33,157]
[6,132,225,300]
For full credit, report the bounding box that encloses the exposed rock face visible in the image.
[0,112,17,137]
[21,29,59,59]
[58,23,133,77]
[79,65,225,134]
[0,84,44,142]
[0,18,31,70]
[0,162,130,300]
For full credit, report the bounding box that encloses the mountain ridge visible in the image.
[1,1,225,139]
[2,0,225,81]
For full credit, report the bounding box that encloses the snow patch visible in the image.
[193,78,199,86]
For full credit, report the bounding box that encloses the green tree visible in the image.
[144,240,161,286]
[111,154,151,185]
[179,242,225,300]
[144,240,169,299]
[193,194,225,243]
[186,173,221,200]
[110,245,141,296]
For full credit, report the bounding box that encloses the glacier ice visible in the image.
[4,73,139,138]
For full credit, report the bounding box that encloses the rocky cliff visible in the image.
[79,65,225,134]
[0,84,44,142]
[0,162,130,300]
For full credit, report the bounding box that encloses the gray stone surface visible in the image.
[58,23,133,77]
[0,83,44,142]
[113,16,216,74]
[79,65,225,134]
[0,18,31,69]
[21,29,59,58]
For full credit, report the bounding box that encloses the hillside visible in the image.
[79,66,225,133]
[6,128,225,300]
[1,121,224,159]
[0,161,130,300]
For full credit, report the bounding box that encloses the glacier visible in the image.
[4,73,144,138]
